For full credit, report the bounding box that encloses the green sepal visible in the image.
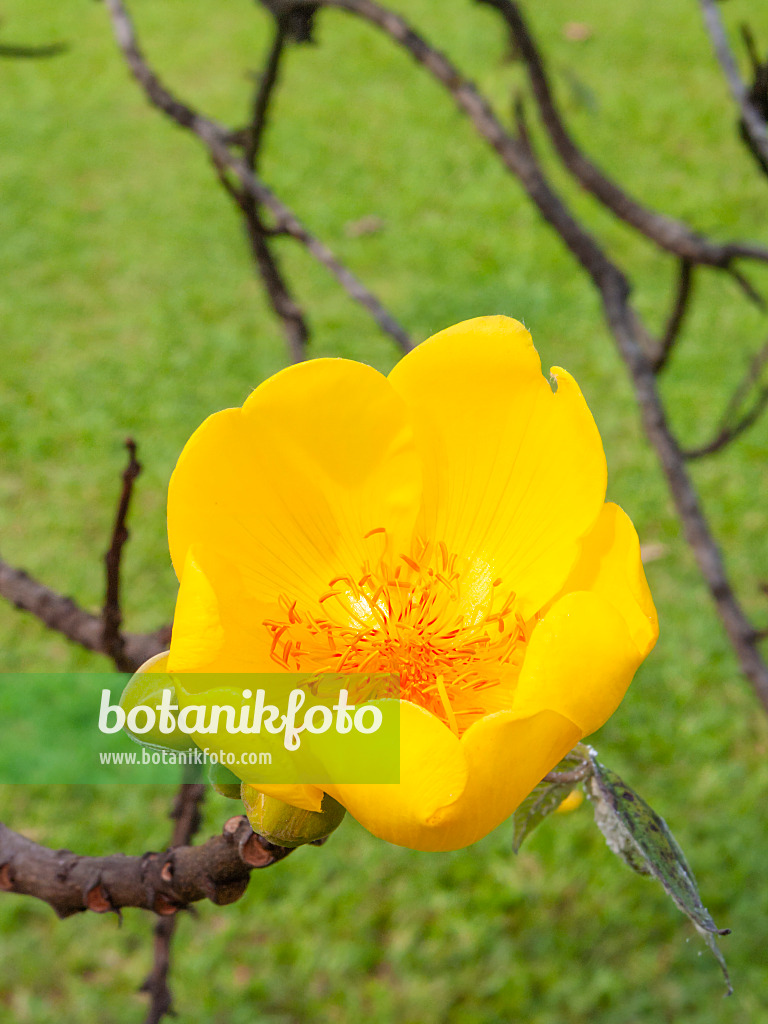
[207,761,243,799]
[119,656,197,754]
[241,789,346,848]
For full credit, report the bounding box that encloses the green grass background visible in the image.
[2,0,768,1020]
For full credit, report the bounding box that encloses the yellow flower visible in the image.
[165,316,657,851]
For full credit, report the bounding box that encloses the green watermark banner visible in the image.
[0,672,401,784]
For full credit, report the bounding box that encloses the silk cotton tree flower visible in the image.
[164,316,658,852]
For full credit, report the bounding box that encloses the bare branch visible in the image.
[653,259,694,373]
[295,0,768,709]
[0,815,297,919]
[102,0,412,353]
[295,0,627,292]
[683,389,768,459]
[216,159,310,363]
[141,783,207,1024]
[683,340,768,459]
[601,302,768,704]
[699,0,768,172]
[246,23,286,174]
[727,263,766,310]
[474,0,768,267]
[740,23,768,177]
[101,438,142,672]
[0,554,169,670]
[238,23,310,363]
[142,917,175,1024]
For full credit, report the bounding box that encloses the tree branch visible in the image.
[0,554,169,670]
[0,815,295,920]
[294,0,768,710]
[246,22,286,173]
[233,21,310,364]
[101,438,142,672]
[297,0,627,292]
[141,782,207,1024]
[727,263,766,310]
[653,259,694,373]
[600,297,768,706]
[699,0,768,173]
[739,23,768,177]
[102,0,412,353]
[683,339,768,459]
[475,0,768,268]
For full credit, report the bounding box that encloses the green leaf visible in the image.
[584,749,732,994]
[511,748,588,853]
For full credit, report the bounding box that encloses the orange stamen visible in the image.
[263,534,530,735]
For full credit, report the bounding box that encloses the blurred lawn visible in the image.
[2,0,768,1021]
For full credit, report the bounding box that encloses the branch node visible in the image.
[152,893,182,917]
[85,881,115,914]
[0,863,14,891]
[222,814,248,838]
[159,856,175,883]
[239,832,278,868]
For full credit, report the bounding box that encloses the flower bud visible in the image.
[119,651,197,753]
[241,787,346,848]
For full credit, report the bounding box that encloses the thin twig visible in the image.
[102,0,412,353]
[102,438,141,672]
[739,24,768,177]
[727,264,766,310]
[683,341,768,459]
[219,165,310,363]
[0,554,169,669]
[474,0,768,268]
[699,0,768,172]
[246,23,285,173]
[653,259,694,372]
[141,783,207,1024]
[296,0,626,289]
[237,22,310,363]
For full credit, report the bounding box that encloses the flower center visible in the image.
[263,531,530,735]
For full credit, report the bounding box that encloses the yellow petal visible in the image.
[425,709,581,850]
[557,502,658,658]
[322,700,468,850]
[167,359,422,614]
[324,702,578,852]
[168,549,226,672]
[388,317,606,617]
[168,547,279,673]
[511,590,643,738]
